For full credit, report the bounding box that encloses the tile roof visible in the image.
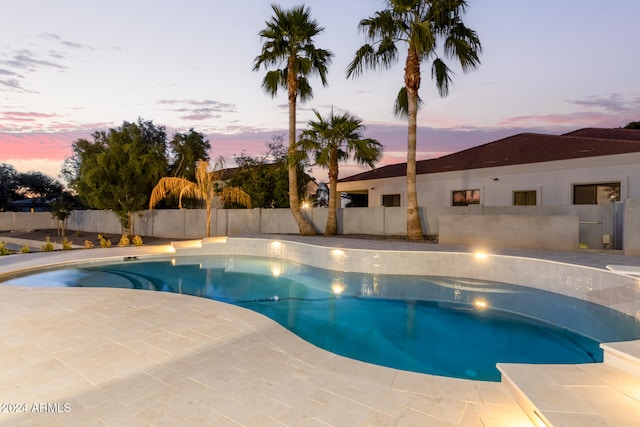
[339,128,640,183]
[562,127,640,141]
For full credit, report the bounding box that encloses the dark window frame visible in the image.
[573,182,620,204]
[452,189,480,206]
[382,194,401,207]
[513,190,537,206]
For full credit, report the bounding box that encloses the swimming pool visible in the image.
[5,255,639,381]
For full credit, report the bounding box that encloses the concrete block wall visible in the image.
[625,199,640,256]
[438,214,580,250]
[1,201,638,254]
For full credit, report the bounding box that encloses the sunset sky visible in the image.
[1,0,639,183]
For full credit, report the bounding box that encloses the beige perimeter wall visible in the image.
[1,200,638,253]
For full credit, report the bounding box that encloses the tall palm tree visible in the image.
[347,0,481,240]
[300,109,382,235]
[149,159,251,237]
[253,4,333,236]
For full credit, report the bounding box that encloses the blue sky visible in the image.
[1,0,639,181]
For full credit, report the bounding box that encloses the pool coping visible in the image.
[1,236,640,426]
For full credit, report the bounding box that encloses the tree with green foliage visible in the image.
[347,0,481,240]
[69,119,168,234]
[299,109,382,235]
[624,121,640,130]
[50,191,78,237]
[16,171,63,200]
[12,171,64,212]
[227,136,311,209]
[0,163,19,210]
[254,4,333,235]
[168,129,211,180]
[149,159,251,237]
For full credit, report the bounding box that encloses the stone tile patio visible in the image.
[0,236,639,426]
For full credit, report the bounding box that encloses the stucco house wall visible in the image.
[338,152,640,209]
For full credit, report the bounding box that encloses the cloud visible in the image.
[0,78,34,93]
[0,111,61,122]
[0,33,108,93]
[40,32,95,51]
[2,49,67,71]
[158,99,238,122]
[496,93,640,130]
[0,68,21,77]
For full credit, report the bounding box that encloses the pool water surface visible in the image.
[4,255,640,381]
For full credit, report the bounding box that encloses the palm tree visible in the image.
[299,108,382,235]
[347,0,481,240]
[149,159,251,237]
[253,4,333,236]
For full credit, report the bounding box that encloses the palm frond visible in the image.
[431,58,453,97]
[220,186,251,209]
[149,177,195,209]
[393,86,423,117]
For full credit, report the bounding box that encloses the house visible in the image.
[337,128,640,208]
[336,128,640,249]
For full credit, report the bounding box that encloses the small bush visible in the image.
[0,242,10,256]
[20,244,31,254]
[132,235,144,246]
[62,238,73,250]
[83,239,94,249]
[117,234,130,247]
[75,230,83,237]
[98,234,111,248]
[42,237,55,252]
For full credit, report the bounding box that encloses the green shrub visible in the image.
[20,244,31,254]
[42,237,55,252]
[0,242,10,256]
[62,238,73,250]
[117,234,130,247]
[98,234,111,248]
[132,235,144,246]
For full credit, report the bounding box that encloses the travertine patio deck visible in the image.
[0,236,639,426]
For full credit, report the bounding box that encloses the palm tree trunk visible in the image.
[325,151,339,235]
[206,207,211,237]
[405,49,424,241]
[287,58,316,236]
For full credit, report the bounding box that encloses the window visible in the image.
[452,189,480,206]
[573,182,620,204]
[382,194,401,207]
[513,190,536,206]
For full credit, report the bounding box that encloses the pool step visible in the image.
[498,358,640,426]
[171,237,228,256]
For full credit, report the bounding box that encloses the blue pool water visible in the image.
[4,255,640,381]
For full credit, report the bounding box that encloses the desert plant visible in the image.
[149,159,251,237]
[20,244,31,254]
[0,242,10,256]
[42,237,55,252]
[62,238,73,250]
[132,235,144,246]
[83,239,94,249]
[98,234,112,248]
[117,234,130,247]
